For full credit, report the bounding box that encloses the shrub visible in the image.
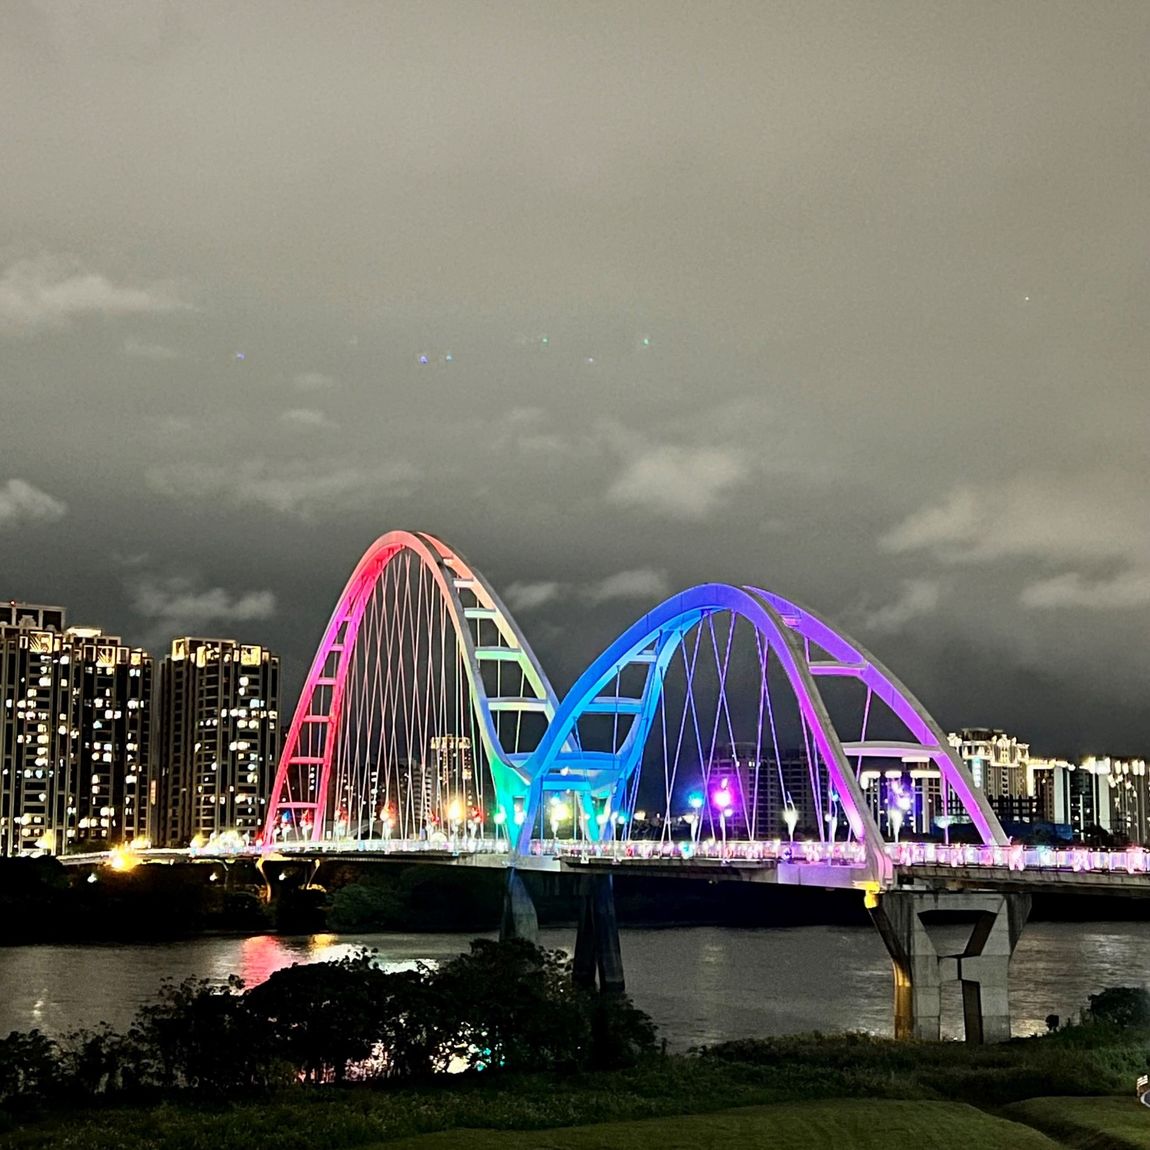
[0,1030,63,1106]
[1085,986,1150,1029]
[244,949,441,1082]
[134,975,283,1093]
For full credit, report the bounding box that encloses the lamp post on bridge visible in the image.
[687,792,704,847]
[782,803,798,844]
[888,805,904,844]
[711,780,733,858]
[611,811,627,858]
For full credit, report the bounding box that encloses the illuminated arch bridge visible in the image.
[265,530,1006,890]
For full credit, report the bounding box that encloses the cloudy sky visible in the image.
[2,1,1147,754]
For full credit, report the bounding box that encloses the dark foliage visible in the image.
[0,1030,64,1107]
[1085,986,1150,1029]
[0,939,656,1107]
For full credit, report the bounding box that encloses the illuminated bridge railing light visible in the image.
[172,837,1150,879]
[883,841,1149,875]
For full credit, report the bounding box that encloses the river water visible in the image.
[2,922,1149,1048]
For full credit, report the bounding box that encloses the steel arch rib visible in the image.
[264,531,559,841]
[515,583,895,883]
[751,588,1007,847]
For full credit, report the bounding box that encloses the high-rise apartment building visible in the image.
[1,602,153,856]
[67,626,154,849]
[156,637,280,847]
[949,728,1031,805]
[1051,756,1113,837]
[1104,758,1149,843]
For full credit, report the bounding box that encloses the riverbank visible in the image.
[2,1028,1146,1150]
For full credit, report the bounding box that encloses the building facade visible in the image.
[1,602,153,856]
[1104,758,1149,844]
[949,728,1031,812]
[157,637,280,847]
[705,745,820,840]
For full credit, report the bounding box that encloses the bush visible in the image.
[0,1030,63,1107]
[1085,986,1150,1029]
[134,975,284,1093]
[245,950,423,1082]
[0,939,658,1106]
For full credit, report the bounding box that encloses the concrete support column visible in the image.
[573,874,625,993]
[499,868,539,944]
[870,889,1030,1043]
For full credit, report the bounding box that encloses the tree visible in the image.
[435,938,593,1072]
[245,950,400,1082]
[0,1030,63,1106]
[133,975,280,1092]
[1086,986,1150,1029]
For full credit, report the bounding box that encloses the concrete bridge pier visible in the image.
[870,889,1031,1043]
[500,868,540,944]
[573,874,625,993]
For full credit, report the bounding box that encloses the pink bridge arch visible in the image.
[264,531,557,842]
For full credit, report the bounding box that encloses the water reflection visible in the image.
[1,922,1148,1048]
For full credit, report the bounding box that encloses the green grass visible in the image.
[0,1099,1066,1150]
[379,1101,1062,1150]
[1003,1096,1150,1149]
[2,1027,1146,1150]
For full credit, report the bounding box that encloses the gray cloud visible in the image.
[882,476,1150,567]
[1021,571,1150,611]
[0,255,186,332]
[130,574,277,644]
[503,569,669,614]
[146,459,418,519]
[503,581,563,612]
[0,479,67,529]
[607,445,747,519]
[585,568,670,605]
[857,579,943,634]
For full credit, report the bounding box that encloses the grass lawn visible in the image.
[1004,1096,1150,1149]
[380,1100,1061,1150]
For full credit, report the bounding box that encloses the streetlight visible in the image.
[611,811,628,856]
[447,798,463,847]
[888,805,904,843]
[711,782,734,856]
[687,792,704,844]
[782,804,798,843]
[935,814,955,846]
[825,810,839,844]
[549,798,570,846]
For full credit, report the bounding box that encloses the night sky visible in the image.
[2,2,1147,755]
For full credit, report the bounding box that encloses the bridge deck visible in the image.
[54,839,1150,897]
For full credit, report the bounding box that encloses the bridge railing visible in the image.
[885,840,1150,875]
[165,837,1150,878]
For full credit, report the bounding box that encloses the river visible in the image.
[3,922,1149,1048]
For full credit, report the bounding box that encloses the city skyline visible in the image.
[2,3,1148,754]
[4,573,1144,860]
